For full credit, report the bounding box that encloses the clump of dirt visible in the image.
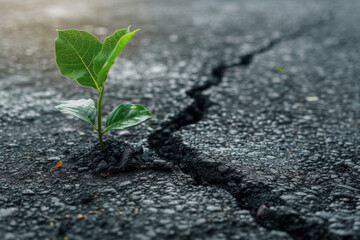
[69,138,172,176]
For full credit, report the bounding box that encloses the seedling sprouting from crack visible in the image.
[54,26,154,151]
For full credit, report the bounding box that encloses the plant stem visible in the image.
[97,83,105,151]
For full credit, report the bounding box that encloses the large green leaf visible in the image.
[105,104,153,132]
[55,30,102,90]
[93,26,139,85]
[55,99,97,126]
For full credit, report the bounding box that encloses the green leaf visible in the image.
[55,99,97,126]
[105,104,153,132]
[55,30,102,90]
[93,26,139,85]
[275,65,284,74]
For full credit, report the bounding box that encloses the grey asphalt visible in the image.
[0,0,359,239]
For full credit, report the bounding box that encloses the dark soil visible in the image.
[69,138,173,176]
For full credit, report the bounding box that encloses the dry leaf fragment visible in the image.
[305,96,319,102]
[55,160,63,168]
[89,211,101,214]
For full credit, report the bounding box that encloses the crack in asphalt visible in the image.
[148,16,333,240]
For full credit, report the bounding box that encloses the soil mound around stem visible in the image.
[69,138,173,176]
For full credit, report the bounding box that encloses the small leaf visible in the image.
[55,99,97,125]
[105,104,153,131]
[55,30,102,90]
[55,160,63,168]
[93,26,139,85]
[275,65,284,74]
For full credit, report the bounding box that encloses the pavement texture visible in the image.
[0,0,359,239]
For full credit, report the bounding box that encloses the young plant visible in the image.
[54,26,154,151]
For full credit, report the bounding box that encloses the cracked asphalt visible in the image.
[0,0,359,239]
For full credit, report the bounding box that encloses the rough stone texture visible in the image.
[0,0,359,239]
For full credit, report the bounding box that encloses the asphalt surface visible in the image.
[0,0,359,239]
